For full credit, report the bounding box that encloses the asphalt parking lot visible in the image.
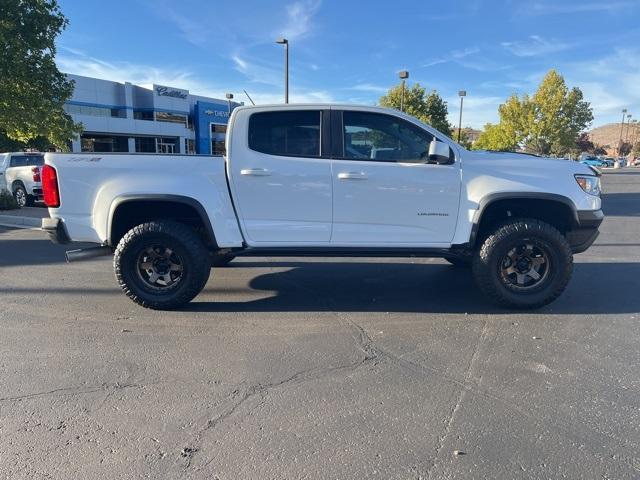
[1,170,639,479]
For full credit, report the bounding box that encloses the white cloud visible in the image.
[280,0,322,40]
[423,47,480,67]
[351,83,389,94]
[57,49,334,106]
[501,35,572,57]
[231,54,282,86]
[446,94,503,129]
[521,1,636,15]
[563,48,640,126]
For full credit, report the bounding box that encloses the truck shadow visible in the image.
[187,260,640,315]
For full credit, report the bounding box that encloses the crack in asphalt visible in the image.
[425,319,490,479]
[0,382,143,403]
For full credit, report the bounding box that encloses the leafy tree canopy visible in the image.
[473,70,593,155]
[0,0,81,150]
[379,83,451,136]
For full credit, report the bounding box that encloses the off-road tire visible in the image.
[472,219,573,309]
[114,221,210,309]
[211,253,235,267]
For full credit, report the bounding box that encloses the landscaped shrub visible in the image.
[0,189,19,210]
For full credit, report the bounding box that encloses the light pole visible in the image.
[225,93,234,115]
[457,90,467,143]
[618,108,627,156]
[624,113,633,143]
[275,38,289,103]
[399,70,409,112]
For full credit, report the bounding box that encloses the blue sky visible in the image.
[56,0,640,129]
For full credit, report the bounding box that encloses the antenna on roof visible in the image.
[243,89,256,105]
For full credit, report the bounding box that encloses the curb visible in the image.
[0,214,42,229]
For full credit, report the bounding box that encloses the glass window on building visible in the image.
[134,110,154,121]
[210,123,227,155]
[155,111,188,126]
[134,136,156,153]
[212,140,226,155]
[81,134,128,153]
[185,139,195,154]
[156,137,178,154]
[64,103,125,118]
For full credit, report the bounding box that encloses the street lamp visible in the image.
[399,70,409,112]
[618,108,627,156]
[457,90,467,143]
[275,38,289,103]
[225,93,234,115]
[625,113,633,143]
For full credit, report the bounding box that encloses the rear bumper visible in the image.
[567,209,604,253]
[42,217,71,245]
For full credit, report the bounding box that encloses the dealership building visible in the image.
[63,74,242,155]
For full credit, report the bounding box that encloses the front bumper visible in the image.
[567,209,604,253]
[42,217,71,245]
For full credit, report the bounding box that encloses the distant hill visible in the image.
[587,123,629,150]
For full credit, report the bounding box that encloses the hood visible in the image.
[463,149,596,176]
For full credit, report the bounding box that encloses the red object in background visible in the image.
[41,165,60,207]
[32,166,41,182]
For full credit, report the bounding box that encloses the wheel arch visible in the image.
[107,194,217,248]
[469,192,579,248]
[11,179,26,191]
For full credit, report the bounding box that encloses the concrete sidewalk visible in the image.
[0,206,48,228]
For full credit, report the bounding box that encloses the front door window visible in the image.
[341,111,434,163]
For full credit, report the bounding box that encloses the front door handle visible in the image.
[240,168,271,176]
[337,172,368,180]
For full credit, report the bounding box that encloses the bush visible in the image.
[0,188,19,210]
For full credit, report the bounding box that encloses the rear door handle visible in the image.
[337,171,368,180]
[240,168,271,176]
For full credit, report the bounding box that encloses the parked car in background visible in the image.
[600,157,615,167]
[632,157,640,166]
[580,157,607,168]
[0,152,44,207]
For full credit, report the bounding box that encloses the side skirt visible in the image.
[232,247,458,259]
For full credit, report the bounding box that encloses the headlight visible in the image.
[575,175,601,196]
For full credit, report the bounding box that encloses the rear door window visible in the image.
[249,110,322,157]
[10,155,43,167]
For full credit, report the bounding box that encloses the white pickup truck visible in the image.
[41,104,603,310]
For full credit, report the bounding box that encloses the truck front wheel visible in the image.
[114,221,211,309]
[472,219,573,309]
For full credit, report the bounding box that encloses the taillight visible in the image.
[32,166,41,182]
[42,165,60,207]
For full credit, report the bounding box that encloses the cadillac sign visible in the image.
[154,85,188,99]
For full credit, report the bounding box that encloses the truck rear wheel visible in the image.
[472,219,573,309]
[13,184,28,208]
[114,221,210,310]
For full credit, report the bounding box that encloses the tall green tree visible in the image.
[379,83,451,136]
[473,70,593,155]
[0,0,81,150]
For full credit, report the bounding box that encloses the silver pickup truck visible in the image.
[0,152,44,207]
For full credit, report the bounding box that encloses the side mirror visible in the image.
[428,139,453,165]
